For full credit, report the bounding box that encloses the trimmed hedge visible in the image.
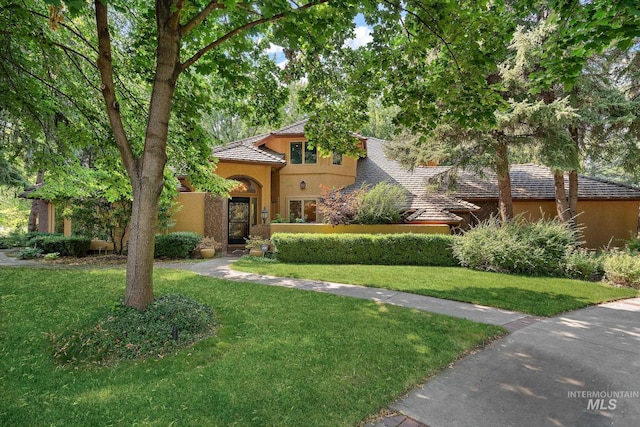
[155,232,201,258]
[27,235,92,257]
[271,233,459,266]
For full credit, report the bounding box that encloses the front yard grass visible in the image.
[0,267,503,427]
[232,260,638,316]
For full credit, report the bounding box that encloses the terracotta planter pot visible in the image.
[249,248,263,257]
[200,248,215,259]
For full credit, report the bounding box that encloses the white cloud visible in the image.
[266,43,284,55]
[276,58,289,69]
[345,26,372,49]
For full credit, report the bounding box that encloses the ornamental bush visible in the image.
[154,232,201,258]
[452,217,578,276]
[602,251,640,288]
[354,182,408,224]
[271,232,459,266]
[27,234,92,257]
[562,248,605,281]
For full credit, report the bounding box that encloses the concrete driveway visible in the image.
[379,298,640,427]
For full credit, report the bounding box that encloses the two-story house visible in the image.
[171,119,640,252]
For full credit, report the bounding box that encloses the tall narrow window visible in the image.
[305,145,317,164]
[290,142,303,164]
[332,152,343,166]
[289,200,302,220]
[303,200,317,222]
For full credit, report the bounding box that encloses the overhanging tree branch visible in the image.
[95,0,137,178]
[181,0,224,35]
[179,0,328,73]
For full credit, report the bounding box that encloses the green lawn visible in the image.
[232,260,638,316]
[0,267,503,427]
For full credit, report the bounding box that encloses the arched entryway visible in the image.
[227,176,261,245]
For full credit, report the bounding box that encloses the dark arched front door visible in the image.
[228,197,250,245]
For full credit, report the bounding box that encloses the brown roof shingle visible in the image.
[349,138,478,223]
[212,138,285,165]
[451,164,640,201]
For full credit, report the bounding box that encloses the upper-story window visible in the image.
[290,142,317,165]
[332,152,343,166]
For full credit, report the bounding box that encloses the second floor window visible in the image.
[290,142,317,165]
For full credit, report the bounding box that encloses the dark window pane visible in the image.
[289,200,302,220]
[332,152,342,165]
[304,200,317,222]
[305,144,317,164]
[290,142,303,164]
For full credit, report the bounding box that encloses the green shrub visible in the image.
[17,247,43,259]
[354,182,408,224]
[0,231,52,248]
[562,248,604,281]
[51,294,216,366]
[154,232,201,258]
[623,234,640,253]
[602,251,640,288]
[27,235,91,257]
[43,252,60,260]
[453,217,577,276]
[271,233,459,266]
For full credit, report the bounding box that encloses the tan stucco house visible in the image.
[170,119,640,251]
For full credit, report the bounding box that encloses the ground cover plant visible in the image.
[232,259,638,316]
[0,267,503,426]
[52,294,216,366]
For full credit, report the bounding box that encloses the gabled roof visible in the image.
[212,135,286,165]
[349,137,479,224]
[269,119,308,136]
[450,164,640,201]
[252,119,308,147]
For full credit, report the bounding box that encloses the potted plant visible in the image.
[244,235,270,257]
[195,237,218,259]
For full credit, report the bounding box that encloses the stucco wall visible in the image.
[514,200,640,248]
[171,192,206,235]
[270,223,450,235]
[215,162,273,215]
[262,136,358,218]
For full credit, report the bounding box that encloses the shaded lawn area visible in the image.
[232,260,638,317]
[0,267,503,427]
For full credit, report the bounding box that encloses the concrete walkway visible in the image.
[157,257,532,328]
[4,253,640,426]
[159,258,640,427]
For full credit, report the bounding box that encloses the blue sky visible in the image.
[266,14,373,68]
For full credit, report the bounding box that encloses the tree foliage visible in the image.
[22,0,364,309]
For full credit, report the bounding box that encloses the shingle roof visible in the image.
[450,164,640,200]
[348,138,479,223]
[212,136,286,165]
[270,119,307,135]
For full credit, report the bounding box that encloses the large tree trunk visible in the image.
[95,0,180,310]
[495,139,513,222]
[568,170,578,219]
[553,170,572,223]
[568,126,580,219]
[27,170,45,232]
